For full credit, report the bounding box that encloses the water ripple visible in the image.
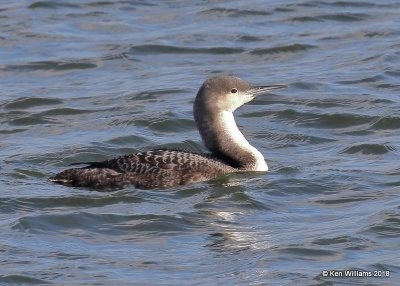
[314,195,376,205]
[199,7,271,17]
[371,116,400,130]
[276,247,342,260]
[0,195,144,214]
[3,97,63,110]
[1,61,97,73]
[290,12,371,22]
[8,115,59,126]
[250,44,316,55]
[365,211,400,238]
[342,143,396,155]
[312,235,375,251]
[273,109,375,129]
[0,275,50,285]
[28,1,80,9]
[12,212,193,235]
[129,44,244,55]
[259,131,335,146]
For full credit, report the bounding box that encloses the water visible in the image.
[1,0,400,285]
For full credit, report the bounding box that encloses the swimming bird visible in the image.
[50,76,285,190]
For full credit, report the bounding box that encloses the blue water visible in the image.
[1,1,400,285]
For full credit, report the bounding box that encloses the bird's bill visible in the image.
[250,85,287,96]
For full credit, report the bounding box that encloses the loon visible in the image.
[50,76,285,190]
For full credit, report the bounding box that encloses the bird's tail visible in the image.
[49,167,122,189]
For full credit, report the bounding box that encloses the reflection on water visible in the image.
[1,0,400,285]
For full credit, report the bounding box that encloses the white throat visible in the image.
[219,111,268,171]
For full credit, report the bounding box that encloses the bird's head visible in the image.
[196,75,285,113]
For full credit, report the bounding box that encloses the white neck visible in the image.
[217,111,268,171]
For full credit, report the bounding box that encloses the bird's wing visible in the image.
[87,149,221,173]
[51,149,235,189]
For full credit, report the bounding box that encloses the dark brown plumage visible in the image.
[51,149,235,189]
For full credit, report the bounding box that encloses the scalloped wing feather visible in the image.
[50,149,235,189]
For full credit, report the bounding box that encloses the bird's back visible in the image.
[50,149,236,189]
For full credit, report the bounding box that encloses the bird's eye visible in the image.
[230,88,238,94]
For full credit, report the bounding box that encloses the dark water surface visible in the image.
[1,1,400,285]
